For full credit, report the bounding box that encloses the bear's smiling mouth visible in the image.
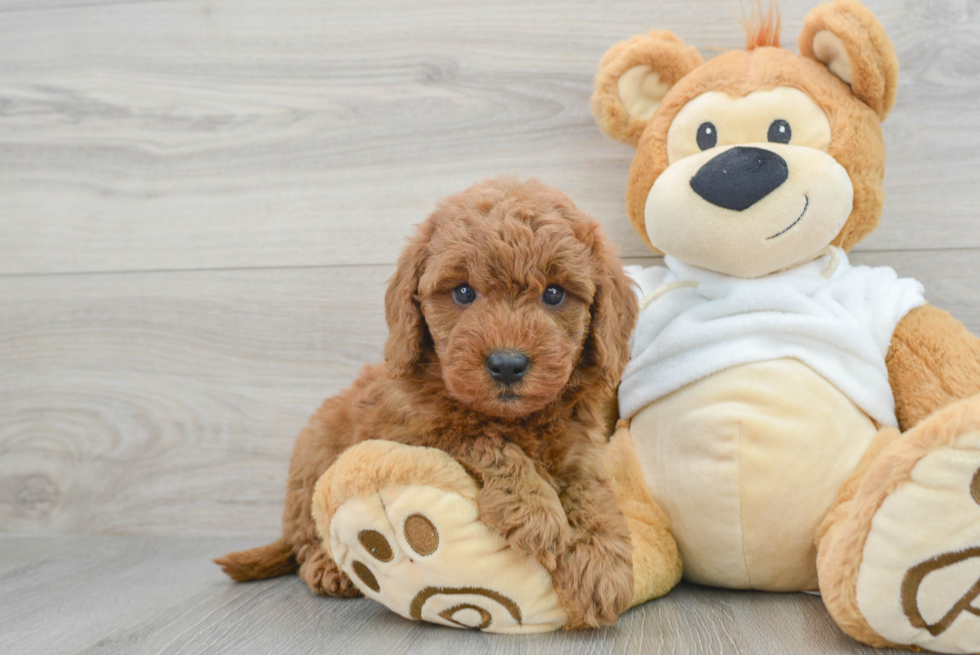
[766,194,810,240]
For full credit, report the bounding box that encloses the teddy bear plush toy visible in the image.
[591,0,980,652]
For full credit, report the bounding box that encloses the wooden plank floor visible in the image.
[0,535,902,655]
[1,0,978,652]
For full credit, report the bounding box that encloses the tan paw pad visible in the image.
[857,431,980,653]
[325,483,567,634]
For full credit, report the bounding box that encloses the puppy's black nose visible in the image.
[485,351,529,385]
[690,146,788,211]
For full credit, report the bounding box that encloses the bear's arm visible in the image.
[886,304,980,431]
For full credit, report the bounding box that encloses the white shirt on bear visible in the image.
[619,249,926,427]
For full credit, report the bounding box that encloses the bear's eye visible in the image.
[767,119,792,144]
[542,285,565,307]
[696,122,718,150]
[453,284,476,305]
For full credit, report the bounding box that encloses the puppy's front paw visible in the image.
[477,486,569,570]
[553,536,634,629]
[298,547,360,597]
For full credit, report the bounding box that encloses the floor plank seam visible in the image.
[0,246,976,280]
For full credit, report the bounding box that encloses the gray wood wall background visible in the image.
[2,0,979,540]
[3,1,979,653]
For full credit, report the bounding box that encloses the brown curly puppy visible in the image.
[216,177,639,628]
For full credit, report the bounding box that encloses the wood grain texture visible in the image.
[0,535,906,655]
[1,0,979,275]
[0,265,389,536]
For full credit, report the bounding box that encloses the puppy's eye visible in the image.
[542,285,565,306]
[767,119,792,144]
[696,122,717,150]
[453,284,476,305]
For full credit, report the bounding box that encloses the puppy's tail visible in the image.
[215,538,297,582]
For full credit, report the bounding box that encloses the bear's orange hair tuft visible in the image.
[741,0,781,50]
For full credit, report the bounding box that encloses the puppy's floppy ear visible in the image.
[798,0,899,120]
[384,221,433,377]
[592,30,704,147]
[583,224,639,389]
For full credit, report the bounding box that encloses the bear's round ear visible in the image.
[798,0,899,120]
[592,30,704,147]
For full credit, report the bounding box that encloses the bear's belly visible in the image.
[630,358,880,591]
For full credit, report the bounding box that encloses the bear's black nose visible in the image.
[485,351,529,386]
[690,146,788,211]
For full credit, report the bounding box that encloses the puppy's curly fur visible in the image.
[216,178,639,628]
